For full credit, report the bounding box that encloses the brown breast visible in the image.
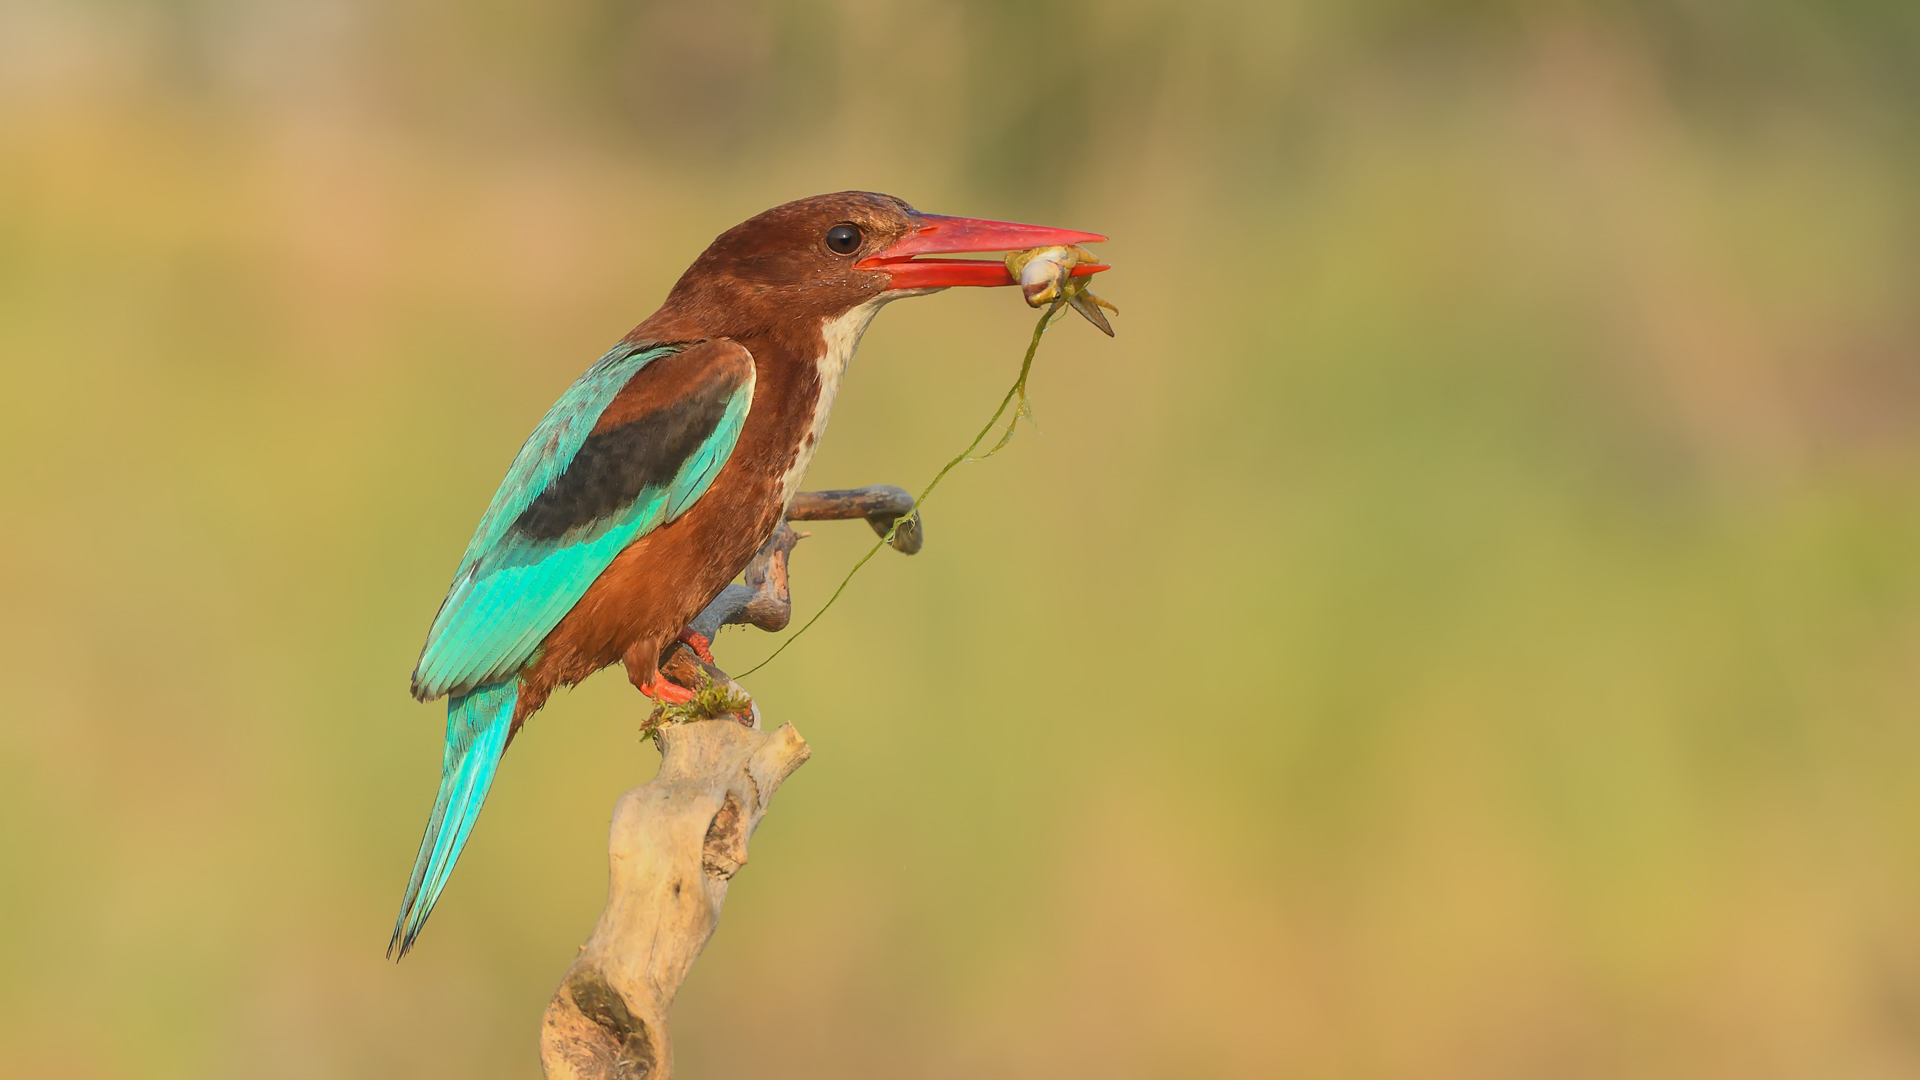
[514,314,834,723]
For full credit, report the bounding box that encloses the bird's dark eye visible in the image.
[825,223,863,255]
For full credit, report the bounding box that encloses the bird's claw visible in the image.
[676,628,717,665]
[638,672,698,706]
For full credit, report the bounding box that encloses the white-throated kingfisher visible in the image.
[391,192,1106,957]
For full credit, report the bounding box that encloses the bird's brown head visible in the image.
[649,191,1105,339]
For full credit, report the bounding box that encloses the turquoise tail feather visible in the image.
[389,679,518,959]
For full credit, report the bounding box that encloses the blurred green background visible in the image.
[4,1,1920,1076]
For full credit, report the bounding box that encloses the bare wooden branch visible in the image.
[685,483,925,641]
[686,520,802,639]
[539,719,810,1080]
[787,483,923,554]
[541,485,925,1079]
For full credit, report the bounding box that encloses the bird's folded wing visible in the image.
[411,338,756,701]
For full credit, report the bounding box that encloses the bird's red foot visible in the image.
[639,673,697,705]
[676,628,716,665]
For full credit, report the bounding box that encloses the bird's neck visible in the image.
[768,293,890,505]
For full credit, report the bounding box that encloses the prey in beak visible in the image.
[1007,245,1117,336]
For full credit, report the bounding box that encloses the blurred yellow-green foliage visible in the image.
[5,1,1920,1076]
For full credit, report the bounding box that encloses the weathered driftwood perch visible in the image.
[539,485,919,1080]
[539,719,808,1079]
[788,483,923,554]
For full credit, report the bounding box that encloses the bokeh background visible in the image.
[4,1,1920,1076]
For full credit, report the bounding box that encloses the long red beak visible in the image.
[857,213,1110,290]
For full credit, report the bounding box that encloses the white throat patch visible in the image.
[777,293,894,505]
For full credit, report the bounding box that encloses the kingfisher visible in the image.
[390,192,1106,957]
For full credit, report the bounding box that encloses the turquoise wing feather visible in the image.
[411,339,755,700]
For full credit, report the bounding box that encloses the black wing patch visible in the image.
[511,362,745,541]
